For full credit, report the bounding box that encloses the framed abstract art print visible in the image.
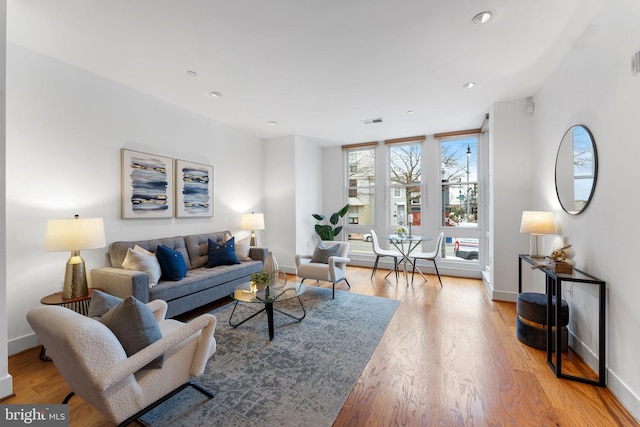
[174,159,214,218]
[121,149,174,219]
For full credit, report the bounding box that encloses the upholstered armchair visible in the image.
[27,299,217,426]
[295,240,350,298]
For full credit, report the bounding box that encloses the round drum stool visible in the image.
[516,292,569,352]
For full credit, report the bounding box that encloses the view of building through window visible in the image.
[347,149,375,227]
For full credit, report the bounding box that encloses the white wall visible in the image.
[264,135,324,272]
[529,0,640,418]
[264,135,297,271]
[488,99,534,300]
[0,0,13,399]
[5,43,265,355]
[294,136,323,260]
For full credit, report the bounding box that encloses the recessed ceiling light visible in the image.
[268,121,278,126]
[186,70,198,77]
[472,11,492,24]
[361,118,383,125]
[210,91,223,98]
[462,82,476,89]
[407,110,415,115]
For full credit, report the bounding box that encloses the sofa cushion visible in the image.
[156,245,188,281]
[207,237,241,268]
[310,243,340,264]
[184,231,232,269]
[122,246,162,287]
[108,236,192,271]
[149,261,263,302]
[88,290,123,319]
[99,295,164,368]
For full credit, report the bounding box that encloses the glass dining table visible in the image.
[382,234,432,284]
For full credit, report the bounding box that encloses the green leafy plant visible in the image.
[312,204,350,241]
[250,271,270,287]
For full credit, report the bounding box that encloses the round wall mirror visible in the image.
[555,125,598,215]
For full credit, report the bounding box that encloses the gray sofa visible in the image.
[91,231,266,318]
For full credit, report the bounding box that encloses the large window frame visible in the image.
[343,131,486,274]
[344,144,376,245]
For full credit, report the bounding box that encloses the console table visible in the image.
[518,254,606,387]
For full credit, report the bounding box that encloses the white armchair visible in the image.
[27,299,217,426]
[295,240,350,298]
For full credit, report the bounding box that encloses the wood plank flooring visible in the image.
[3,266,638,426]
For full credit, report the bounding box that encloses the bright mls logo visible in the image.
[2,405,68,426]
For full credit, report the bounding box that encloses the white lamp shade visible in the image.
[45,217,106,251]
[520,211,555,235]
[241,213,265,231]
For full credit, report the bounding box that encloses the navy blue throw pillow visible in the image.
[207,237,241,268]
[155,245,188,281]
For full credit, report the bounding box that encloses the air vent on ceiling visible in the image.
[361,117,383,125]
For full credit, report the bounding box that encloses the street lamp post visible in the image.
[466,145,471,220]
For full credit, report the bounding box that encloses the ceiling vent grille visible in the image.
[361,118,383,125]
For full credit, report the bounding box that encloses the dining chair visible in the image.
[369,229,400,281]
[410,232,445,286]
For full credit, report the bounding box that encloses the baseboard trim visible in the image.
[9,332,39,357]
[0,373,13,400]
[607,368,640,423]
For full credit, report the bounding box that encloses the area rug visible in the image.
[139,286,399,427]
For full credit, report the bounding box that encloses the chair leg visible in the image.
[411,258,416,285]
[371,256,380,279]
[118,381,214,427]
[331,277,350,299]
[62,391,75,404]
[433,260,443,287]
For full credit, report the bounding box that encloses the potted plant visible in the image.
[250,271,270,292]
[312,204,350,241]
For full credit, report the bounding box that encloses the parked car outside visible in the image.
[454,238,478,260]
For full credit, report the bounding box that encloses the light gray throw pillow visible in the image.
[310,244,340,264]
[100,296,164,369]
[88,290,123,319]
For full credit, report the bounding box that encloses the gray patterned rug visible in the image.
[139,286,399,427]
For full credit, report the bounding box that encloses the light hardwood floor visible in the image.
[3,266,639,426]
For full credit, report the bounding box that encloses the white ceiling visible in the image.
[7,0,608,146]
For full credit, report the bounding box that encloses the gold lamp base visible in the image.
[62,251,88,299]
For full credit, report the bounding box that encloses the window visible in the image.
[343,131,485,268]
[441,137,477,227]
[389,141,422,226]
[345,146,375,251]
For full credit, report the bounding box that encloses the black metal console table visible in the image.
[518,254,606,387]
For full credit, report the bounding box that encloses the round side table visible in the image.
[38,288,99,360]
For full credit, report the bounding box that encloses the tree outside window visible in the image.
[389,142,422,226]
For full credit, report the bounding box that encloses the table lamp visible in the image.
[241,212,265,246]
[519,211,555,259]
[45,215,106,299]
